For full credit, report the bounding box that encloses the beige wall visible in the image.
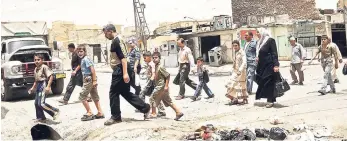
[220,34,234,63]
[123,26,136,38]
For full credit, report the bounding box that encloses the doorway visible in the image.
[88,44,102,63]
[331,24,347,57]
[200,35,221,62]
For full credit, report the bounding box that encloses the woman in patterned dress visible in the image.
[225,40,248,105]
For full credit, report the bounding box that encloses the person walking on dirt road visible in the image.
[59,43,92,105]
[174,38,197,100]
[102,24,150,126]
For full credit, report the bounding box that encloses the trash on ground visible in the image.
[255,128,270,138]
[270,116,283,125]
[269,127,289,140]
[183,123,334,141]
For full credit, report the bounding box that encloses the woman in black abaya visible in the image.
[255,28,280,108]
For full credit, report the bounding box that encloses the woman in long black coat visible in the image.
[255,28,280,108]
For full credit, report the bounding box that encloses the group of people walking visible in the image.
[31,24,345,125]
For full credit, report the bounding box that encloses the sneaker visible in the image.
[206,94,215,99]
[334,79,339,83]
[34,118,47,123]
[298,82,304,85]
[53,110,60,120]
[191,96,201,101]
[318,90,327,95]
[104,118,122,126]
[58,99,68,105]
[175,95,185,100]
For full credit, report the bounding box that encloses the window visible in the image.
[8,40,44,53]
[297,36,318,47]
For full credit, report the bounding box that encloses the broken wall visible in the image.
[232,0,321,25]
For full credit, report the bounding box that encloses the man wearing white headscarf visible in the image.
[254,28,281,108]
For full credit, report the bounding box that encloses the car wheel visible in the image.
[51,79,64,95]
[1,80,12,101]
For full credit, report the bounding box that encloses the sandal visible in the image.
[81,114,95,121]
[94,114,105,119]
[147,114,158,119]
[174,113,184,121]
[266,103,274,108]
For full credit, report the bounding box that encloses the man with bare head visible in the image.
[289,36,305,85]
[175,38,197,100]
[244,31,257,94]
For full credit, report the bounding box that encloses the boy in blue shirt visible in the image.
[77,44,104,121]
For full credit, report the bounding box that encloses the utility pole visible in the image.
[133,0,150,51]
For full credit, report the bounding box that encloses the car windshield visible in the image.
[8,40,44,53]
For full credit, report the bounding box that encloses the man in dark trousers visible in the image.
[59,43,91,105]
[102,24,150,126]
[175,38,197,100]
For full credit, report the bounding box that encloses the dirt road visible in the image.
[1,64,347,140]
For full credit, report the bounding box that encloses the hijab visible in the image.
[256,28,271,57]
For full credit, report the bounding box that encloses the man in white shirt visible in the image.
[175,38,197,100]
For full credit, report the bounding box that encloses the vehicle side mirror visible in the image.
[53,41,58,50]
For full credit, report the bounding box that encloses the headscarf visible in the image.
[256,28,271,57]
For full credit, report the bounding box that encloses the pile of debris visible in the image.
[182,123,333,141]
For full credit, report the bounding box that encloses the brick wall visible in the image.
[232,0,321,25]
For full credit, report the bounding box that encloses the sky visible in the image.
[0,0,339,31]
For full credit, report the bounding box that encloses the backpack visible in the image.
[203,70,209,83]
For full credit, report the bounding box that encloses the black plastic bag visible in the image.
[242,129,256,140]
[229,130,245,141]
[173,73,180,85]
[269,127,288,140]
[255,128,270,138]
[203,70,209,83]
[342,63,347,75]
[142,80,154,96]
[218,130,231,140]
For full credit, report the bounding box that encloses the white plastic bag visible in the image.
[135,74,140,86]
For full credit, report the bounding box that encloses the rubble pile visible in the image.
[182,123,334,141]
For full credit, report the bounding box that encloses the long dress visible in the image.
[226,49,248,100]
[255,37,280,103]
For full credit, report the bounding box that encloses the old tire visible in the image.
[51,79,64,95]
[1,80,12,101]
